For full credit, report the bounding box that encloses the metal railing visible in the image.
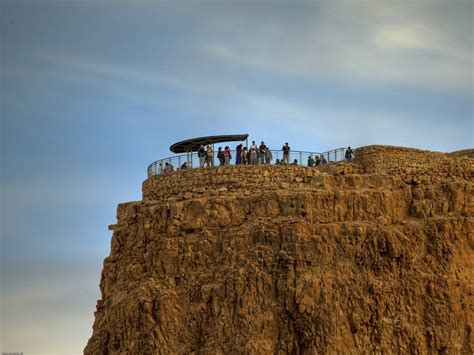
[147,147,348,177]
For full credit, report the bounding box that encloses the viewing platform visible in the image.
[147,134,349,177]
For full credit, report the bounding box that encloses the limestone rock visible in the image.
[85,145,474,354]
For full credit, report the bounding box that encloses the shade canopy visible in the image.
[169,134,249,153]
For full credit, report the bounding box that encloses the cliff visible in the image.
[85,145,473,354]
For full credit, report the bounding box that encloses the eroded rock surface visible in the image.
[85,145,473,354]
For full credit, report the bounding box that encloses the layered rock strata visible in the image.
[85,145,473,354]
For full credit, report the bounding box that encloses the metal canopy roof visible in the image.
[169,134,249,153]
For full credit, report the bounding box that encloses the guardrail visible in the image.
[147,147,348,177]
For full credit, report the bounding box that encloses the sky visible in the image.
[0,0,472,353]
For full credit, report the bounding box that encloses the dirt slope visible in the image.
[85,145,473,354]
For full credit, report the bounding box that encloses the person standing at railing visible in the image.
[345,146,354,162]
[282,142,290,164]
[250,141,258,165]
[308,155,315,167]
[241,147,249,165]
[315,155,321,166]
[206,146,214,167]
[265,148,273,164]
[198,144,206,168]
[235,144,242,165]
[259,141,267,164]
[224,146,231,165]
[217,147,225,166]
[158,162,164,173]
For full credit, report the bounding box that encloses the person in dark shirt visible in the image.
[315,155,321,166]
[217,147,225,166]
[308,155,315,167]
[345,146,354,162]
[236,144,242,165]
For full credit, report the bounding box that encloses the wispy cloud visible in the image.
[40,52,191,91]
[30,47,472,152]
[206,1,472,93]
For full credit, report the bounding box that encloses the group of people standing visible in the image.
[198,144,218,168]
[198,141,279,167]
[158,143,355,173]
[307,154,327,167]
[237,141,275,165]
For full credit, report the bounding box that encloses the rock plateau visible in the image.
[85,145,473,354]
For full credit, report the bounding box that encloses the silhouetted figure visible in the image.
[315,155,321,166]
[345,146,354,162]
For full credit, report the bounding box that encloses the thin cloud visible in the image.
[205,1,472,93]
[39,51,194,92]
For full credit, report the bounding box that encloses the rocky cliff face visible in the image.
[85,145,473,354]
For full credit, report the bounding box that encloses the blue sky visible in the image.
[1,1,472,353]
